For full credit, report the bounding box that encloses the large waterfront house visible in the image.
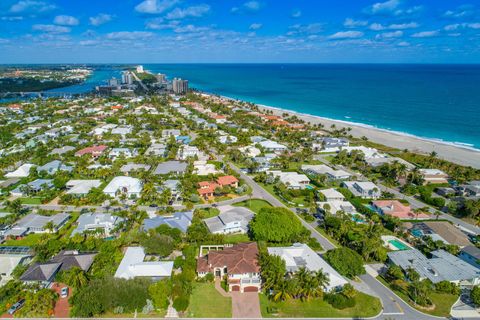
[197,242,261,293]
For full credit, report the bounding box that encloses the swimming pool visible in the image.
[389,239,410,250]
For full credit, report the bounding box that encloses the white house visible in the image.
[258,140,288,153]
[71,213,125,236]
[301,164,351,181]
[65,180,102,196]
[219,135,238,144]
[194,160,220,176]
[103,176,142,198]
[268,171,310,189]
[114,247,173,281]
[319,188,345,202]
[268,243,348,292]
[342,146,386,160]
[177,145,200,160]
[109,148,138,160]
[5,163,35,178]
[203,206,254,235]
[342,181,381,199]
[238,145,261,158]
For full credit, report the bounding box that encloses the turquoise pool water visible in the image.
[389,239,409,250]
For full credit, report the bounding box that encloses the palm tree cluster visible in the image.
[260,253,330,302]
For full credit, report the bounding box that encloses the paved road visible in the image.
[131,71,148,91]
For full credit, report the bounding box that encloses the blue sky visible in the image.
[0,0,479,63]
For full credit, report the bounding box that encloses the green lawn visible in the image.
[188,283,232,318]
[4,233,47,246]
[233,199,272,214]
[377,276,458,317]
[259,292,381,318]
[18,197,42,204]
[224,233,251,244]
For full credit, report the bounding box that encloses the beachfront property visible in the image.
[142,211,193,233]
[204,206,254,234]
[342,181,381,199]
[267,171,310,189]
[314,137,349,153]
[419,168,449,185]
[71,213,125,237]
[197,242,261,293]
[65,179,102,196]
[342,146,386,159]
[103,176,142,198]
[4,212,70,237]
[267,243,348,291]
[387,248,480,285]
[114,247,174,281]
[372,200,430,220]
[301,164,351,181]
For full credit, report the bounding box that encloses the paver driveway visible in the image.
[231,291,262,318]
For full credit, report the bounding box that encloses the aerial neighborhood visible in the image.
[1,69,480,319]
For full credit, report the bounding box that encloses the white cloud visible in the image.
[146,18,179,30]
[106,31,154,40]
[467,23,480,29]
[443,6,475,19]
[135,0,179,14]
[411,30,439,38]
[397,41,410,46]
[344,18,368,28]
[329,31,364,39]
[166,4,210,20]
[389,22,418,29]
[369,23,385,31]
[9,0,56,13]
[289,23,323,35]
[89,14,113,26]
[291,9,302,18]
[32,24,70,33]
[54,15,79,26]
[444,22,480,31]
[79,40,99,46]
[249,23,262,30]
[367,0,400,14]
[1,16,24,21]
[244,1,260,11]
[375,30,403,40]
[174,24,209,33]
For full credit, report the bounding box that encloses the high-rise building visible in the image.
[172,78,189,95]
[136,65,144,73]
[156,73,167,83]
[108,77,120,86]
[122,72,133,85]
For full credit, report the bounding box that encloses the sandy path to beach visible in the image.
[258,105,480,169]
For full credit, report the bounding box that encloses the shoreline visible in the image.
[201,92,480,169]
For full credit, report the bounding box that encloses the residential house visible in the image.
[5,163,35,178]
[120,163,151,175]
[49,146,75,155]
[177,145,201,160]
[143,211,193,233]
[268,171,310,189]
[176,135,192,145]
[194,160,220,176]
[146,143,168,157]
[319,188,345,202]
[197,176,239,199]
[268,243,348,291]
[5,212,70,237]
[10,179,54,197]
[109,148,138,160]
[342,146,385,160]
[162,129,181,138]
[204,206,254,234]
[154,161,188,175]
[197,242,261,292]
[114,247,173,280]
[314,137,349,153]
[0,246,32,286]
[238,146,261,158]
[258,140,288,153]
[342,181,381,199]
[103,176,142,198]
[419,169,449,185]
[37,160,73,175]
[111,125,133,136]
[409,221,471,247]
[387,248,480,285]
[219,135,238,144]
[372,200,429,220]
[460,246,480,269]
[71,213,125,236]
[65,180,102,196]
[75,145,108,158]
[302,164,351,181]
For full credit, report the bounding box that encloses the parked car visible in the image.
[60,287,68,298]
[8,299,25,315]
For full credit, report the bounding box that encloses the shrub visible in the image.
[435,281,460,295]
[324,247,365,278]
[172,295,189,312]
[324,293,355,309]
[471,286,480,307]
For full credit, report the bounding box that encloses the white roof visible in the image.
[268,243,348,291]
[66,180,102,195]
[419,168,447,176]
[114,247,173,280]
[259,140,287,150]
[319,188,345,200]
[342,146,385,160]
[103,176,142,195]
[5,163,35,178]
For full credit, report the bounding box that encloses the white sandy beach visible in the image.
[255,105,480,169]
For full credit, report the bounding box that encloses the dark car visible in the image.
[149,204,158,208]
[8,299,25,315]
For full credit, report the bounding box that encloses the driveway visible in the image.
[231,292,262,318]
[51,283,70,318]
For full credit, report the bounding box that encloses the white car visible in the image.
[60,287,68,298]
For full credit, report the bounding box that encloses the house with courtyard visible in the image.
[204,206,254,234]
[342,181,381,199]
[37,160,73,175]
[268,171,310,189]
[4,212,70,238]
[71,213,125,236]
[372,200,429,220]
[142,211,193,233]
[103,176,142,198]
[197,242,261,292]
[75,145,108,158]
[154,161,188,175]
[114,247,173,280]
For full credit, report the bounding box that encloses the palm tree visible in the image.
[67,267,88,288]
[314,269,330,294]
[273,280,293,302]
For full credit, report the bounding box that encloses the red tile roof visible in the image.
[217,175,239,186]
[75,145,108,157]
[197,242,260,274]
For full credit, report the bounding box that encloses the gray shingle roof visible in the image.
[154,161,187,175]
